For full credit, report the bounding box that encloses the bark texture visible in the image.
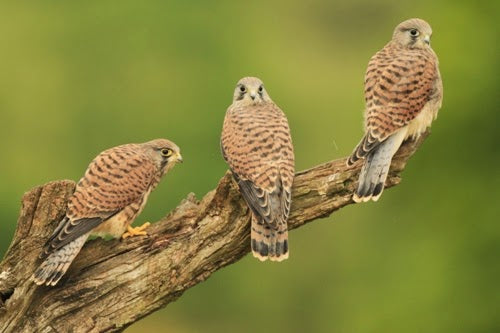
[0,134,427,333]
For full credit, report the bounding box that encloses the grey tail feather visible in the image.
[32,234,88,286]
[353,129,406,203]
[251,215,289,262]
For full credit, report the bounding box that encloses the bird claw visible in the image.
[122,222,151,239]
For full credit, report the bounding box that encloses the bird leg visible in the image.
[122,222,151,239]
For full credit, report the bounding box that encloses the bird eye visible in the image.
[161,148,173,157]
[258,85,263,93]
[239,85,246,93]
[409,29,419,37]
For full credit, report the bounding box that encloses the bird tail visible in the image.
[32,234,88,286]
[353,129,406,202]
[251,215,289,262]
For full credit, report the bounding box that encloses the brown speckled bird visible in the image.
[32,139,182,286]
[348,18,443,202]
[221,77,295,262]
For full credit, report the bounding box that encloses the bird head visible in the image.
[143,138,182,175]
[232,77,272,105]
[392,18,433,49]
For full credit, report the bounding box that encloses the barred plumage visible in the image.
[221,77,295,261]
[348,18,443,202]
[32,139,182,286]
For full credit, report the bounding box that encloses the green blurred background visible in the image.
[1,1,499,332]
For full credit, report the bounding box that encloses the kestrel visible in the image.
[347,18,443,202]
[32,139,182,286]
[221,77,295,262]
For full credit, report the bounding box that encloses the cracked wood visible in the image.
[0,133,427,333]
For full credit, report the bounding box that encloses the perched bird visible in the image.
[221,77,295,261]
[32,139,182,286]
[348,18,443,202]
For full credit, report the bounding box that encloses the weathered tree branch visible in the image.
[0,133,428,332]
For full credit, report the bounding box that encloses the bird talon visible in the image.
[122,222,151,239]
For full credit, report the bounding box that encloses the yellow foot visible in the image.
[122,222,151,239]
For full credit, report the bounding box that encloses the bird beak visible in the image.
[175,153,183,163]
[249,91,257,100]
[423,35,430,45]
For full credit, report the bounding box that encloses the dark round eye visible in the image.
[239,85,246,93]
[161,148,173,157]
[258,85,263,93]
[410,29,419,37]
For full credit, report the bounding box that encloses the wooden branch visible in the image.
[0,133,428,333]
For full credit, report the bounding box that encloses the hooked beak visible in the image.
[175,152,183,163]
[249,90,257,100]
[423,35,431,45]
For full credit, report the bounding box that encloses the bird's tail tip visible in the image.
[353,181,384,203]
[31,237,88,287]
[251,246,289,262]
[268,251,289,262]
[251,229,289,262]
[251,243,289,262]
[31,263,66,286]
